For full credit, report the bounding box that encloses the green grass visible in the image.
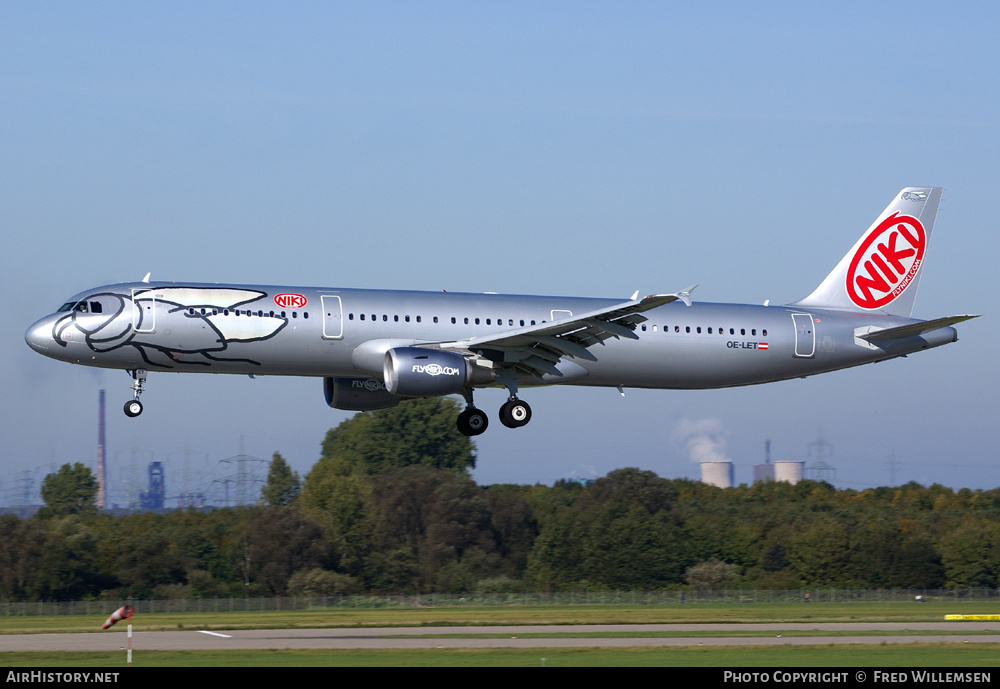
[0,600,987,634]
[3,644,1000,667]
[3,600,999,666]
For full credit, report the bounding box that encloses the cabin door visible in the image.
[321,295,343,339]
[792,313,815,358]
[131,289,156,333]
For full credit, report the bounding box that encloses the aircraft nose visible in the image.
[25,316,56,354]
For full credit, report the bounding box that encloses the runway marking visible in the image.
[197,631,232,638]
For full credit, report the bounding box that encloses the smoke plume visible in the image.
[674,418,730,464]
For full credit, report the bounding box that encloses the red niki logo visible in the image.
[846,212,926,310]
[274,293,308,309]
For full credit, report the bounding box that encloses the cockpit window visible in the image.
[58,297,109,314]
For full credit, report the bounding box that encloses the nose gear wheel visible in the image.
[124,369,147,418]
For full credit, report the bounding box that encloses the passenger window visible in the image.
[360,314,365,320]
[383,315,388,322]
[752,329,757,336]
[475,318,480,325]
[707,327,712,334]
[433,316,439,323]
[697,327,701,333]
[685,326,690,333]
[451,317,456,324]
[416,316,422,323]
[741,328,746,335]
[486,319,491,325]
[405,315,410,322]
[763,329,767,336]
[641,325,647,331]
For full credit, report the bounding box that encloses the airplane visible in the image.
[25,187,977,436]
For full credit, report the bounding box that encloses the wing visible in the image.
[433,287,696,382]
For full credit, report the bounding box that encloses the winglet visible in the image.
[141,272,151,283]
[675,284,697,307]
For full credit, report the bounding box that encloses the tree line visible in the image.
[2,398,998,601]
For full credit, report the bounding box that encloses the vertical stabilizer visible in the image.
[791,187,943,317]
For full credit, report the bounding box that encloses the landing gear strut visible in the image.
[456,388,488,436]
[497,373,531,429]
[124,369,147,417]
[456,378,534,436]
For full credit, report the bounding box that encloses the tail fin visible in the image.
[791,187,943,317]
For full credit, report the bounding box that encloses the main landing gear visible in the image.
[499,396,532,429]
[456,388,532,436]
[124,369,147,417]
[456,406,489,436]
[456,387,489,436]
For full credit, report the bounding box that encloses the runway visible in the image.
[4,623,999,652]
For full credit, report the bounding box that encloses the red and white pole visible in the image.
[126,594,133,667]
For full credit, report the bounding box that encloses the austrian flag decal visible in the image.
[846,212,926,310]
[758,343,768,350]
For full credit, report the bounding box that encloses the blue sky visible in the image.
[2,2,997,505]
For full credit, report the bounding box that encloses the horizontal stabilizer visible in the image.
[858,314,979,342]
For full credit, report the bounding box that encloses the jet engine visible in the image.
[324,377,401,411]
[383,347,494,397]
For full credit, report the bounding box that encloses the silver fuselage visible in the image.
[25,281,957,391]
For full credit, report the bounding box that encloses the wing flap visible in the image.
[435,288,695,381]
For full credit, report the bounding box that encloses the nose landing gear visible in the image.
[124,369,147,417]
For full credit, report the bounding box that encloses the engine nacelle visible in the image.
[383,347,494,397]
[324,377,400,411]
